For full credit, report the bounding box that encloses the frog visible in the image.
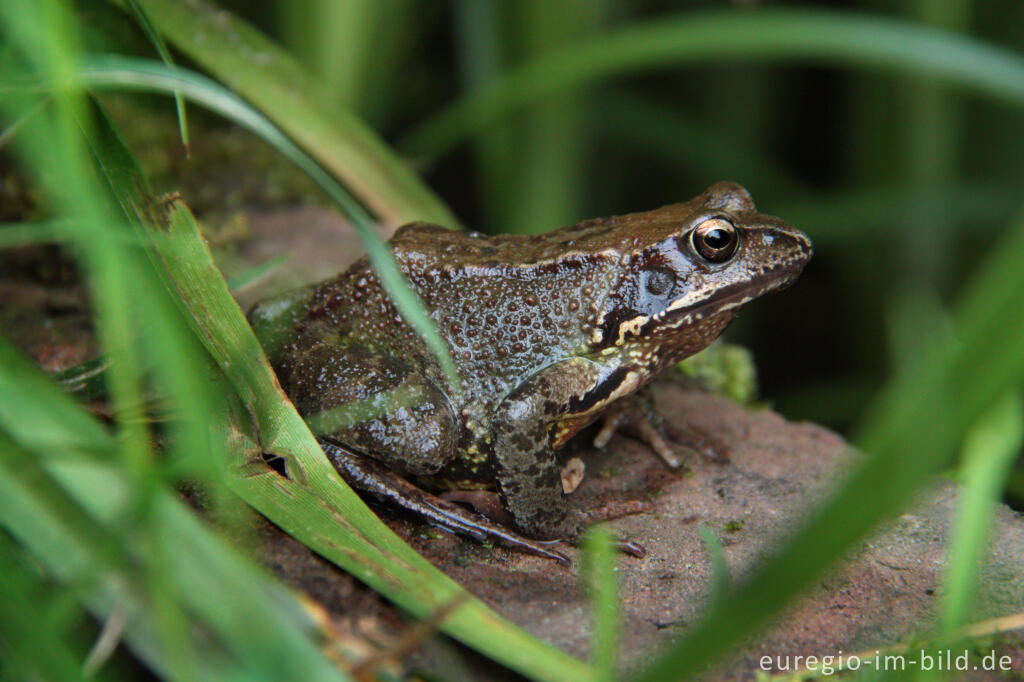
[258,182,812,562]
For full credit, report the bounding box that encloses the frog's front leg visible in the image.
[492,356,634,540]
[593,390,726,468]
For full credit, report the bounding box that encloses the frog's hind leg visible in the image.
[318,438,569,564]
[281,342,458,478]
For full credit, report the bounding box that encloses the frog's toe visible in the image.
[661,421,729,463]
[631,414,685,468]
[597,395,729,466]
[615,538,646,558]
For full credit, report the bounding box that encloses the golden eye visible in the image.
[690,218,739,263]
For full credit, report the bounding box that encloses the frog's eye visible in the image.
[643,267,675,297]
[690,218,739,263]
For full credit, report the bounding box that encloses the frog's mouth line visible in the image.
[649,264,805,333]
[605,255,808,347]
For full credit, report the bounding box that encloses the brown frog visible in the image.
[255,182,811,562]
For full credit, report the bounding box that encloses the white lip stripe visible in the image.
[614,277,787,344]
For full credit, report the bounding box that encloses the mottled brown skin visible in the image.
[273,182,812,545]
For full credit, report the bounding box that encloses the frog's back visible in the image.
[290,222,628,409]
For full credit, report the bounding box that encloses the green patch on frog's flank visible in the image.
[723,519,745,533]
[305,385,429,436]
[677,342,758,405]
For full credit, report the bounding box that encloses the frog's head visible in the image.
[593,182,812,357]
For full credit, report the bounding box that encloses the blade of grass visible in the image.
[1,6,202,674]
[0,530,94,682]
[454,0,514,231]
[279,0,414,124]
[72,55,461,392]
[697,527,729,610]
[402,8,1024,161]
[226,253,291,292]
[125,0,188,155]
[774,183,1016,243]
[634,203,1024,680]
[0,341,353,681]
[940,391,1024,634]
[0,4,357,678]
[595,91,807,199]
[581,527,620,682]
[106,0,457,228]
[491,2,602,234]
[0,219,75,247]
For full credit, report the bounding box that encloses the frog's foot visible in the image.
[579,501,650,557]
[594,394,728,467]
[318,439,569,564]
[439,490,511,525]
[443,491,649,559]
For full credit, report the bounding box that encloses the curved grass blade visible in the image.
[581,528,620,682]
[594,92,807,199]
[106,0,457,229]
[403,8,1024,160]
[940,391,1023,634]
[0,336,351,681]
[125,0,188,155]
[72,54,461,392]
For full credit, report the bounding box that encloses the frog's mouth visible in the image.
[657,264,805,331]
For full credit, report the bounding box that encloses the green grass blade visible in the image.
[0,338,352,681]
[0,219,75,247]
[940,391,1024,634]
[0,531,94,682]
[633,204,1024,680]
[107,0,457,228]
[402,8,1024,160]
[774,183,1016,243]
[582,528,620,682]
[226,253,291,292]
[73,54,461,392]
[698,527,729,610]
[0,340,113,455]
[124,0,189,154]
[595,92,807,199]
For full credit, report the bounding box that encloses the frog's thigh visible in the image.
[286,343,457,476]
[492,357,606,540]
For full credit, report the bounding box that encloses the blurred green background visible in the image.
[233,0,1023,446]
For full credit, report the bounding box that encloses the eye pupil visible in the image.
[704,228,729,248]
[690,218,739,263]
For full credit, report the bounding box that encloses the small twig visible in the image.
[83,602,127,675]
